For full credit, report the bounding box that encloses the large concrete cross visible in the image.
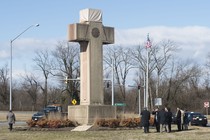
[68,9,114,106]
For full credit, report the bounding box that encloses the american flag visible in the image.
[146,34,152,48]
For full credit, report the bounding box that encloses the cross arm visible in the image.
[68,23,89,42]
[102,26,114,44]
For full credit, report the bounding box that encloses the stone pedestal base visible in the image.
[68,105,116,124]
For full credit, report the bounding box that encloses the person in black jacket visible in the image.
[140,107,151,133]
[159,108,166,132]
[165,107,173,133]
[152,107,160,132]
[176,107,182,131]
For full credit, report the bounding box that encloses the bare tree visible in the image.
[152,40,178,98]
[203,52,210,100]
[104,45,134,103]
[0,64,9,106]
[52,41,80,108]
[48,87,63,104]
[33,50,53,107]
[21,73,40,110]
[131,44,156,109]
[163,59,202,108]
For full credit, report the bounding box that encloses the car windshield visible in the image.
[192,114,201,117]
[36,111,44,115]
[45,106,56,110]
[191,113,205,118]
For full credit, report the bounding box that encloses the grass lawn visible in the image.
[1,111,210,140]
[0,125,210,140]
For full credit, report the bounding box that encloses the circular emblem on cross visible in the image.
[91,27,100,38]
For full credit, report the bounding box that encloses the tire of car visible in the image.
[202,124,207,127]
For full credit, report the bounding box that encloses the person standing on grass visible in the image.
[176,107,182,131]
[167,107,173,132]
[140,107,151,133]
[182,110,189,130]
[165,107,172,133]
[159,108,166,132]
[6,110,16,131]
[152,107,160,132]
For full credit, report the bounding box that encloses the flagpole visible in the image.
[146,33,151,108]
[146,47,149,108]
[144,72,146,108]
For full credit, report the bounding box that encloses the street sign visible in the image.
[115,103,126,106]
[154,98,162,106]
[204,102,209,108]
[72,99,77,105]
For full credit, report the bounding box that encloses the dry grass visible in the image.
[0,125,210,140]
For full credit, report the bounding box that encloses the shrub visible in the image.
[36,119,48,128]
[47,120,61,128]
[106,119,120,128]
[27,119,78,128]
[120,118,140,127]
[96,117,153,128]
[26,120,37,127]
[96,119,120,128]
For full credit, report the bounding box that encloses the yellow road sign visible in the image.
[72,99,77,105]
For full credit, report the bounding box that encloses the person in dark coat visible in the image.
[182,110,189,130]
[152,107,160,132]
[176,107,182,131]
[159,108,166,132]
[167,107,173,132]
[165,107,173,133]
[140,107,151,133]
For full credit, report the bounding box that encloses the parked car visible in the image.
[32,111,46,121]
[43,105,62,113]
[186,112,208,127]
[32,104,62,121]
[171,111,207,127]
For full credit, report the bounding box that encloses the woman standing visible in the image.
[6,110,16,131]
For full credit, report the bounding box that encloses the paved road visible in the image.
[0,121,27,127]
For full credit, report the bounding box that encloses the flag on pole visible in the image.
[146,33,152,48]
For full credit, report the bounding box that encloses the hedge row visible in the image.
[26,119,78,128]
[95,117,154,128]
[27,117,154,128]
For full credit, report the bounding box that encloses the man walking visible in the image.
[6,110,16,131]
[140,107,151,133]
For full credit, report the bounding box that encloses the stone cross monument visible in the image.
[67,9,116,124]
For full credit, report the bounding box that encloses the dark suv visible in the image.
[186,112,207,127]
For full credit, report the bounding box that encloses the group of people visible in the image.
[152,107,173,133]
[140,107,188,133]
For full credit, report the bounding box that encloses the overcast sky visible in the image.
[1,0,210,82]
